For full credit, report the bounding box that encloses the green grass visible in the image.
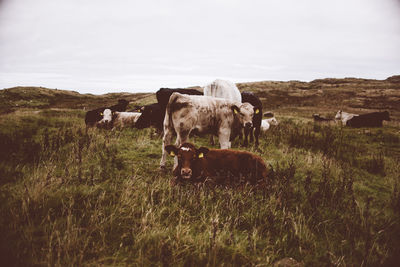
[1,106,399,266]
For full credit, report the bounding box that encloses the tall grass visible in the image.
[0,110,399,266]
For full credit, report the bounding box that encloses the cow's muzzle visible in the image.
[245,122,253,129]
[181,168,192,179]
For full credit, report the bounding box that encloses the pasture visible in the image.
[0,77,400,266]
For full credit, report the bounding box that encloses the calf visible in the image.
[85,99,129,127]
[261,117,279,132]
[241,91,262,147]
[165,143,270,184]
[160,92,255,169]
[335,110,358,125]
[346,111,390,127]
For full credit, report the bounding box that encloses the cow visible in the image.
[134,88,203,133]
[335,110,358,125]
[261,118,279,132]
[112,111,141,129]
[96,109,113,129]
[97,109,142,130]
[313,114,333,122]
[134,103,164,132]
[204,79,241,145]
[164,142,271,184]
[241,91,262,147]
[160,92,256,169]
[346,111,390,127]
[156,88,203,111]
[203,79,241,102]
[264,111,274,118]
[85,99,129,127]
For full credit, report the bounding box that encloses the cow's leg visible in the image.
[243,127,250,147]
[254,126,260,148]
[218,128,231,149]
[209,135,215,146]
[160,127,174,170]
[249,127,254,143]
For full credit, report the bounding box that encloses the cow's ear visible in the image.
[254,108,260,114]
[165,145,178,157]
[100,112,103,116]
[231,105,240,114]
[197,147,210,158]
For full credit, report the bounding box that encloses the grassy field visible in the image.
[0,77,399,266]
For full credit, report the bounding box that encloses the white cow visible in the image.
[335,110,358,125]
[203,79,242,145]
[261,117,279,132]
[112,112,141,129]
[203,79,241,102]
[97,109,141,130]
[160,92,256,169]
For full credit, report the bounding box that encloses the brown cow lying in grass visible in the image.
[165,143,271,185]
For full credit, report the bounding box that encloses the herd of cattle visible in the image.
[84,79,391,184]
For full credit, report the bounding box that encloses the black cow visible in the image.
[313,114,332,122]
[346,111,390,127]
[135,88,203,132]
[134,103,164,132]
[241,91,262,147]
[85,99,129,127]
[156,88,203,111]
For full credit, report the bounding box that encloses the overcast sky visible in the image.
[0,0,399,94]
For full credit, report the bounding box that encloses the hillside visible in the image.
[2,75,400,120]
[237,75,400,119]
[0,86,153,114]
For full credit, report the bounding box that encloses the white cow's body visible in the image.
[113,112,141,129]
[335,110,358,125]
[160,93,255,169]
[203,79,241,102]
[261,117,279,132]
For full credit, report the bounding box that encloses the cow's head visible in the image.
[268,117,279,126]
[335,110,342,120]
[96,109,113,129]
[132,105,145,113]
[231,103,257,129]
[165,143,209,179]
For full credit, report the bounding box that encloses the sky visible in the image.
[0,0,399,94]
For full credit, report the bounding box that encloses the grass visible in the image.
[0,78,400,266]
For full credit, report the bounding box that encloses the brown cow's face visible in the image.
[165,143,209,179]
[232,103,256,129]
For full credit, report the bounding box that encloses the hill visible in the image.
[2,75,399,119]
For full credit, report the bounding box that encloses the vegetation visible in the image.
[0,77,399,266]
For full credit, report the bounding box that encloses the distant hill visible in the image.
[1,76,399,118]
[237,75,400,117]
[0,86,153,114]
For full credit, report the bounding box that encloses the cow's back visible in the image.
[204,79,241,102]
[194,149,269,182]
[165,93,237,134]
